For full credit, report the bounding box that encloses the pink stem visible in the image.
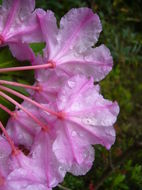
[0,103,14,116]
[0,121,19,155]
[0,91,48,131]
[0,63,53,73]
[0,80,40,91]
[0,85,60,118]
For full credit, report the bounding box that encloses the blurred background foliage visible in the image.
[0,0,142,189]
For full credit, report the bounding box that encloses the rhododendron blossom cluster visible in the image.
[0,0,119,189]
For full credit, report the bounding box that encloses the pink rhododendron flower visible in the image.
[35,8,113,81]
[0,0,42,45]
[39,75,119,175]
[0,0,43,61]
[5,151,52,190]
[0,124,52,190]
[0,150,52,190]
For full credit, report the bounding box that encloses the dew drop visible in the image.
[58,166,65,174]
[82,117,97,125]
[105,128,115,137]
[67,80,75,88]
[83,150,89,159]
[71,131,77,137]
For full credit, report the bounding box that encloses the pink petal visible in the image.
[53,121,94,175]
[30,70,68,103]
[0,136,12,177]
[0,0,43,45]
[2,0,35,15]
[57,75,119,149]
[30,131,66,188]
[58,44,113,81]
[57,75,94,111]
[6,152,51,190]
[9,43,35,62]
[52,8,102,60]
[6,10,43,43]
[36,9,58,59]
[6,101,41,149]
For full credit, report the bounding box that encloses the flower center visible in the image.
[48,60,56,68]
[57,111,66,120]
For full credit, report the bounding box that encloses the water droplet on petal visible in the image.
[82,117,97,126]
[58,166,65,174]
[67,80,75,89]
[83,150,89,159]
[105,129,115,137]
[71,131,77,137]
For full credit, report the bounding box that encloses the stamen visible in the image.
[0,121,19,155]
[0,85,60,118]
[0,80,41,91]
[0,62,54,73]
[0,103,14,116]
[0,91,48,131]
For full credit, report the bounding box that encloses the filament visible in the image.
[0,62,53,73]
[0,85,60,118]
[0,80,41,91]
[0,91,48,131]
[0,103,14,116]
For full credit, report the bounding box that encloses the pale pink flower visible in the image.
[39,75,119,175]
[5,151,52,190]
[0,150,52,190]
[35,8,113,81]
[0,0,43,45]
[0,130,52,190]
[0,0,43,61]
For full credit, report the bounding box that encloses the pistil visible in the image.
[0,80,41,91]
[0,62,54,73]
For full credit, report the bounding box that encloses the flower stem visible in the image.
[0,80,40,91]
[0,121,19,155]
[0,91,48,131]
[0,63,53,73]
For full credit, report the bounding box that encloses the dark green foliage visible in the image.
[0,0,141,189]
